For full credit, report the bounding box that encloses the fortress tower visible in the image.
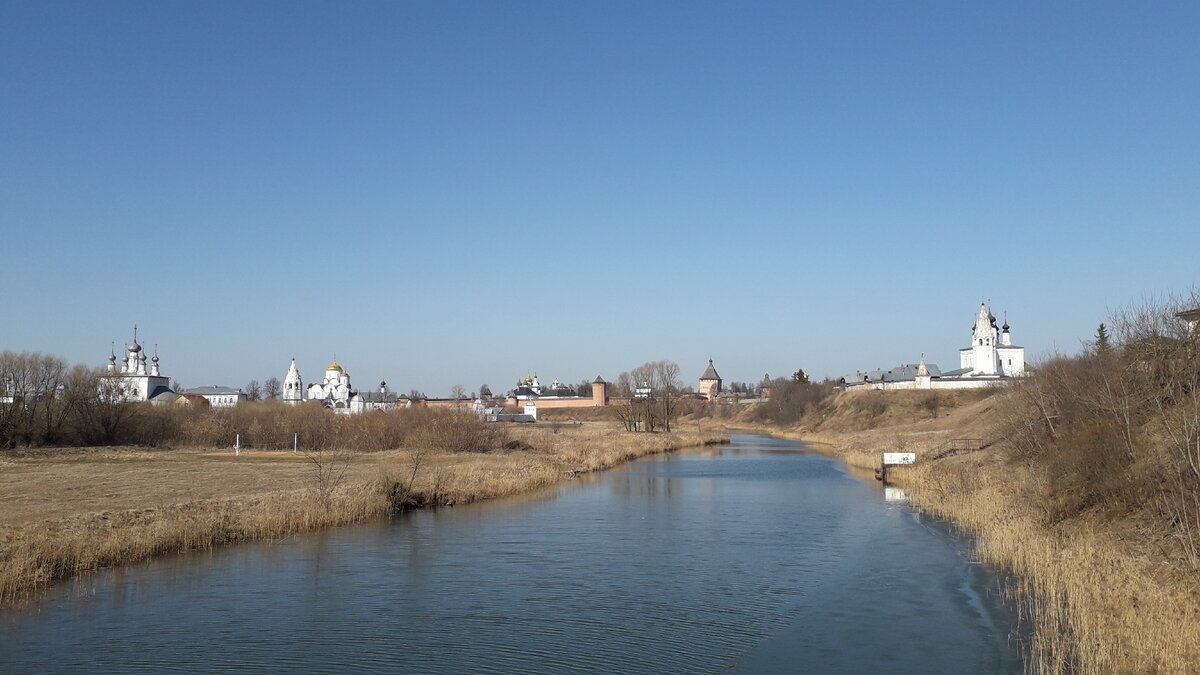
[591,376,608,405]
[699,358,722,401]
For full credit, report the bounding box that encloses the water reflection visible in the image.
[0,434,1019,674]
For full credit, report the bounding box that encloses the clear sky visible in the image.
[2,1,1198,395]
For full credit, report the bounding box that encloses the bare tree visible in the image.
[73,370,140,445]
[650,360,682,432]
[451,384,466,401]
[245,380,262,402]
[622,360,682,432]
[382,445,430,511]
[305,446,351,508]
[614,371,633,398]
[263,376,282,401]
[0,351,71,447]
[170,378,184,394]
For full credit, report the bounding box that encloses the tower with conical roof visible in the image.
[961,302,1000,375]
[699,358,722,401]
[283,358,304,405]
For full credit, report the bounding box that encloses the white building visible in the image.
[283,358,304,405]
[288,359,405,414]
[308,361,354,410]
[182,385,247,408]
[957,303,1026,378]
[104,327,173,402]
[1177,307,1200,335]
[842,302,1030,390]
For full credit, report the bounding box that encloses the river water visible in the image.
[1,434,1021,673]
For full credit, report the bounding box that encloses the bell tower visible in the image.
[971,303,999,375]
[283,358,304,405]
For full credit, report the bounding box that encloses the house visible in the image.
[1177,307,1200,335]
[183,385,247,408]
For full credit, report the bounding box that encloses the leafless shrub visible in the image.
[305,447,350,508]
[998,289,1200,567]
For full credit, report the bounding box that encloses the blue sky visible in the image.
[2,1,1198,394]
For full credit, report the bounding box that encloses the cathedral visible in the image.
[104,326,172,402]
[957,303,1026,378]
[283,358,404,414]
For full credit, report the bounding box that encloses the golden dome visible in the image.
[326,361,343,372]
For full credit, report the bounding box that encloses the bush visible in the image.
[996,292,1200,566]
[750,379,837,426]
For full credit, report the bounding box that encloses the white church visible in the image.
[956,302,1026,378]
[104,326,174,402]
[283,358,406,414]
[842,302,1030,390]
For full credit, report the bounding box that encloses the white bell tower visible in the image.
[971,303,999,375]
[283,358,304,405]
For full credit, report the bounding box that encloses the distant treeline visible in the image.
[0,353,505,452]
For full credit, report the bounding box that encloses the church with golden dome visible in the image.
[282,358,403,413]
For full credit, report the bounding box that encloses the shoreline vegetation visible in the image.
[744,293,1200,673]
[0,411,728,608]
[756,411,1200,673]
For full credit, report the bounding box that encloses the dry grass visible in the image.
[750,388,1200,673]
[0,420,727,607]
[895,457,1200,674]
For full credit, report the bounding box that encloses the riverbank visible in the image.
[0,420,728,607]
[748,390,1200,673]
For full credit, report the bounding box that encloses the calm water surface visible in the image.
[1,434,1020,673]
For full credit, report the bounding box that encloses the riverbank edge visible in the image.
[747,423,1200,674]
[1,429,729,608]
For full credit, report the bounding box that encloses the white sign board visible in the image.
[882,452,916,465]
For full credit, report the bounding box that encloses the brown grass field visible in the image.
[748,388,1200,674]
[0,420,727,607]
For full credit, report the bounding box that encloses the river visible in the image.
[0,434,1021,673]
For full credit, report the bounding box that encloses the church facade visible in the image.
[104,327,172,402]
[956,303,1026,377]
[282,358,405,414]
